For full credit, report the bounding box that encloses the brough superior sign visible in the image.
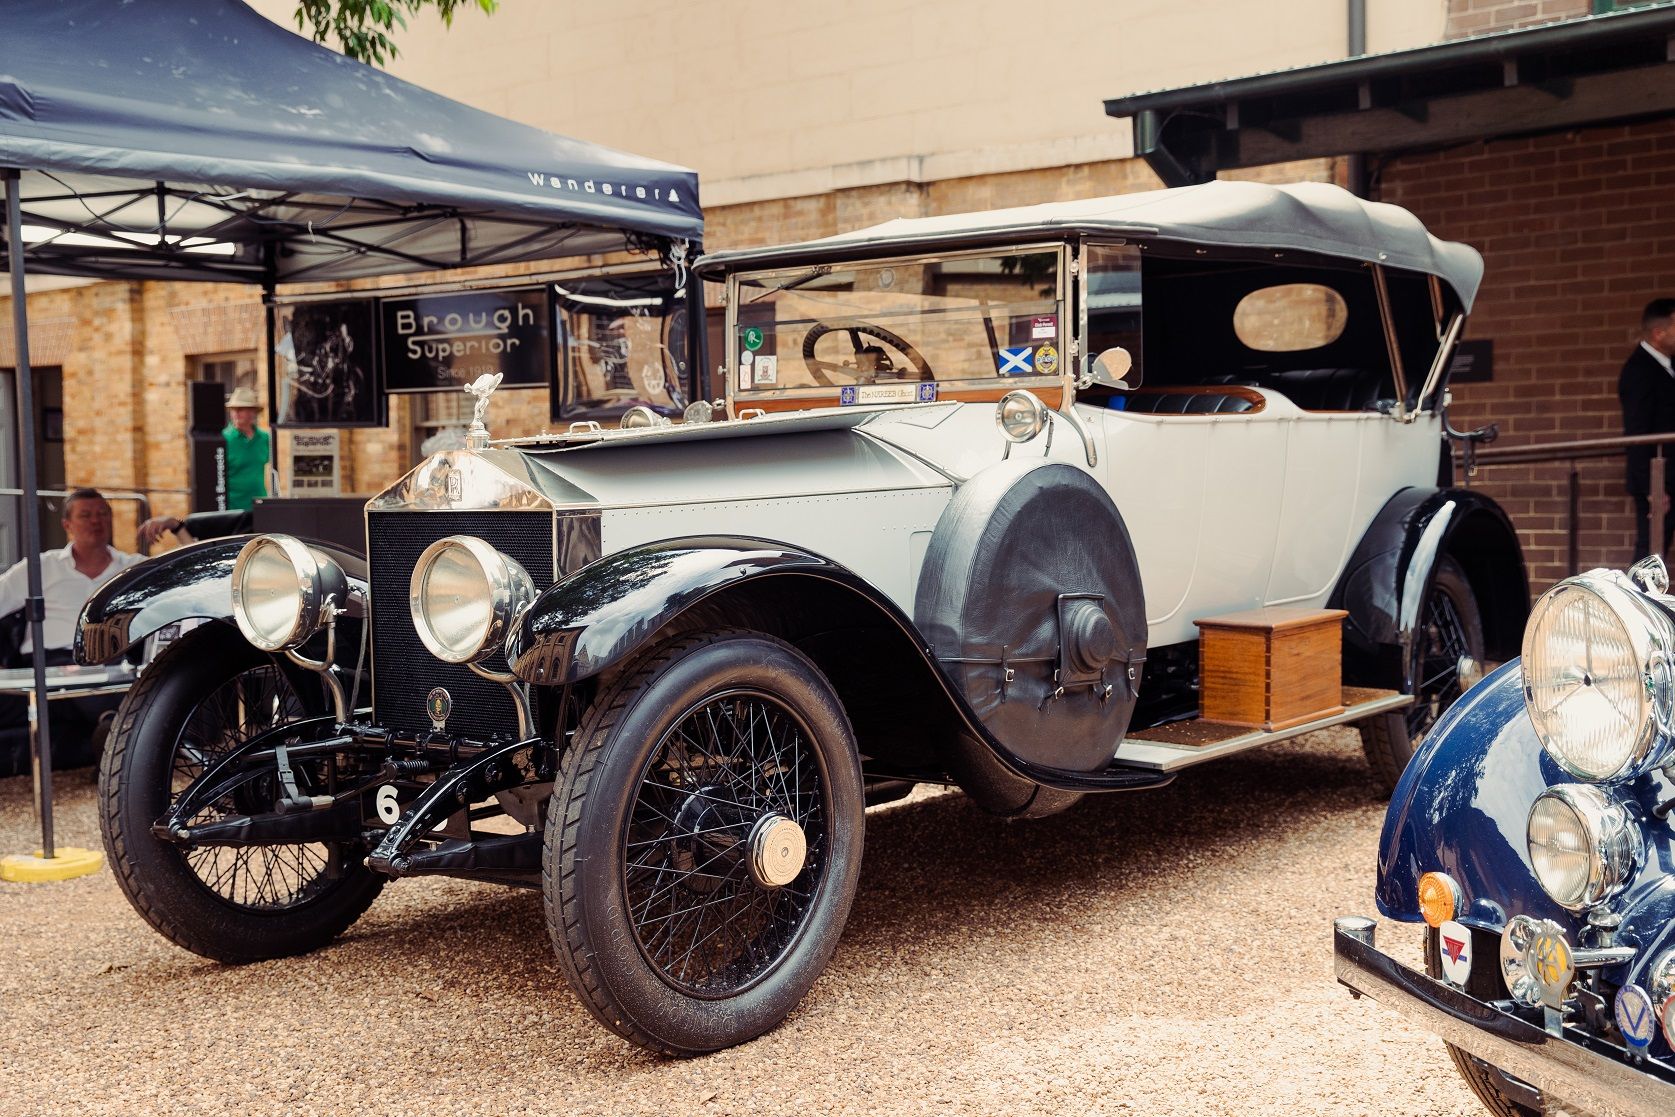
[381,287,553,393]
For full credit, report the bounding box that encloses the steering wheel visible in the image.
[800,320,933,386]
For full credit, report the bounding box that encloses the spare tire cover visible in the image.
[914,459,1145,773]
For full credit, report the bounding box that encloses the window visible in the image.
[1083,243,1143,381]
[192,351,258,394]
[553,273,690,424]
[1232,284,1349,352]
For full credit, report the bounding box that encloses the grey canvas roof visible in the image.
[698,180,1483,310]
[0,0,702,284]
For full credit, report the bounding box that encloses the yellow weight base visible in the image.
[0,847,104,882]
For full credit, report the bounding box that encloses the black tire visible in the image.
[1424,926,1541,1117]
[98,624,384,963]
[1360,557,1484,792]
[544,630,865,1055]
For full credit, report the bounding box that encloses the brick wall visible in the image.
[1377,117,1675,588]
[1445,0,1588,38]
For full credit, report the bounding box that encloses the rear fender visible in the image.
[76,535,367,664]
[1330,487,1528,691]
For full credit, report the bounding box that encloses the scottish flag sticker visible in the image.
[997,346,1034,375]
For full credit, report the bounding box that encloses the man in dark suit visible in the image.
[1620,298,1675,560]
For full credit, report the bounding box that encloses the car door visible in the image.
[1102,395,1287,648]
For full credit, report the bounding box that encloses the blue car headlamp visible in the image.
[1527,784,1640,911]
[1522,571,1675,782]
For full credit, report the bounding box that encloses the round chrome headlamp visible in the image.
[995,390,1049,444]
[231,534,348,652]
[1522,572,1675,781]
[1526,784,1640,911]
[409,536,535,664]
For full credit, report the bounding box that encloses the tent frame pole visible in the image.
[3,166,57,860]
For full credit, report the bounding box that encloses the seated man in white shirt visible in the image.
[0,488,143,774]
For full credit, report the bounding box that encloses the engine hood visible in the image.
[367,416,953,515]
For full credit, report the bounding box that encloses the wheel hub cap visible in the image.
[747,813,806,888]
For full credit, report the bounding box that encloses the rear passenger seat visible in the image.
[1259,367,1391,411]
[1117,391,1257,414]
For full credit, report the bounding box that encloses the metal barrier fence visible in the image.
[1459,431,1675,576]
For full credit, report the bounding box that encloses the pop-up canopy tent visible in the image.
[0,0,702,870]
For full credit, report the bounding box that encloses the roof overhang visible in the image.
[1103,7,1675,187]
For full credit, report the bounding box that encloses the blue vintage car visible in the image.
[1336,556,1675,1115]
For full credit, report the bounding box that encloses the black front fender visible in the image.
[507,537,849,685]
[76,535,367,664]
[1329,487,1529,689]
[506,537,1170,795]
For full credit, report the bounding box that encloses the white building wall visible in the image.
[248,0,1447,205]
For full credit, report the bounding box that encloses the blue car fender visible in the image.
[1376,658,1576,931]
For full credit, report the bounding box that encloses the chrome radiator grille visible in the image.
[367,510,556,740]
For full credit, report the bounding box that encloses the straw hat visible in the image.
[226,386,260,409]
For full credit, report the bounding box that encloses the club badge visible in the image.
[1437,919,1473,987]
[1616,984,1657,1050]
[426,687,452,732]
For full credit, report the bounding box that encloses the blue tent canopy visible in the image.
[0,0,703,283]
[0,0,703,862]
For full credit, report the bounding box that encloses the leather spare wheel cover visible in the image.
[914,459,1145,773]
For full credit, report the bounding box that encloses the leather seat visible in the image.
[1117,391,1257,415]
[1262,367,1390,411]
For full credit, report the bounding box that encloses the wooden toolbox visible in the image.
[1195,607,1349,730]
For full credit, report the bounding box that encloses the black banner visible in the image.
[382,287,552,393]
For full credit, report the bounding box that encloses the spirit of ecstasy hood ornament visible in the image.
[463,372,503,449]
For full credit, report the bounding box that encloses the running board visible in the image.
[1114,688,1412,772]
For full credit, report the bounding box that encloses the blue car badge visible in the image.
[1616,984,1657,1050]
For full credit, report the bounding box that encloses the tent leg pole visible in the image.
[4,167,57,861]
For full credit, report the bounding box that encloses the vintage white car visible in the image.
[80,180,1527,1054]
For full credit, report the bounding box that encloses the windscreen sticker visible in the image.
[742,326,765,352]
[840,383,938,406]
[1031,315,1057,340]
[1036,344,1059,376]
[738,362,752,390]
[997,346,1034,375]
[753,354,779,385]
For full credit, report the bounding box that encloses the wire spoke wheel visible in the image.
[1408,565,1484,742]
[168,664,337,910]
[625,689,826,997]
[1361,559,1485,793]
[101,624,384,963]
[545,631,865,1054]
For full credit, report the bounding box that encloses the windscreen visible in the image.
[552,272,690,423]
[731,249,1065,397]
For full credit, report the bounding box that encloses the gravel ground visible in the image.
[0,727,1478,1117]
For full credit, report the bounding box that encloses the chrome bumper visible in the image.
[1333,917,1675,1117]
